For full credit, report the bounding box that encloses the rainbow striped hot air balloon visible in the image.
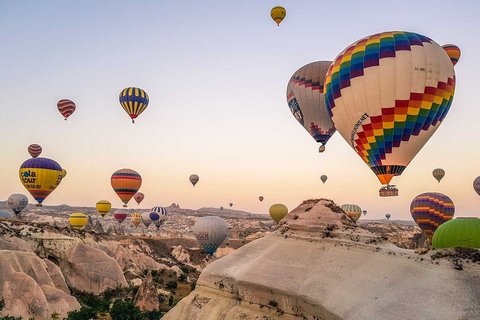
[28,144,42,158]
[442,44,461,66]
[119,87,149,123]
[19,157,63,206]
[57,99,76,120]
[341,204,362,222]
[69,213,87,230]
[111,169,142,207]
[411,192,454,241]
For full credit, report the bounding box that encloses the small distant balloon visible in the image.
[28,144,42,158]
[432,168,445,183]
[189,174,199,187]
[57,99,76,120]
[193,216,228,255]
[111,169,142,207]
[69,213,87,230]
[320,175,328,184]
[131,213,142,228]
[473,176,480,196]
[96,200,111,217]
[119,87,149,123]
[385,213,391,220]
[259,196,264,202]
[442,44,461,66]
[141,211,153,228]
[152,206,167,228]
[113,209,128,224]
[341,204,362,222]
[362,210,367,216]
[220,206,224,211]
[270,6,286,26]
[7,194,28,216]
[269,204,288,224]
[229,203,233,207]
[134,192,144,205]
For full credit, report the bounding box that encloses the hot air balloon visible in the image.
[119,87,149,123]
[19,157,63,206]
[269,204,288,224]
[259,196,264,202]
[270,6,286,26]
[131,213,142,228]
[141,211,153,228]
[7,194,28,216]
[473,177,480,196]
[320,175,328,184]
[341,204,362,222]
[111,169,142,207]
[28,144,42,158]
[324,32,456,191]
[114,209,128,224]
[0,210,14,219]
[220,206,224,211]
[385,213,391,220]
[442,44,461,66]
[229,203,233,207]
[57,99,76,120]
[189,174,199,187]
[151,206,167,228]
[362,210,367,216]
[134,192,144,205]
[193,216,228,255]
[287,61,336,153]
[411,192,454,241]
[69,213,87,230]
[433,218,480,249]
[96,200,111,217]
[433,168,445,183]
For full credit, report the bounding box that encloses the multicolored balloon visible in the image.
[19,157,63,206]
[259,196,264,202]
[473,176,480,196]
[7,194,28,216]
[193,216,228,255]
[134,192,144,205]
[57,99,76,120]
[442,44,461,66]
[432,168,445,183]
[270,6,286,26]
[119,87,149,123]
[287,61,336,152]
[69,213,87,230]
[269,204,288,224]
[410,192,454,241]
[111,169,142,207]
[131,213,142,228]
[189,174,199,187]
[113,209,128,224]
[341,204,362,222]
[325,32,456,187]
[96,200,111,217]
[320,175,328,184]
[28,144,42,158]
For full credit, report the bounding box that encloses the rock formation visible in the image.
[134,271,159,311]
[163,199,480,320]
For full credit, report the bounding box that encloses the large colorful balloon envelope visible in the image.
[28,144,42,158]
[432,168,445,183]
[341,204,362,222]
[19,157,63,206]
[134,192,144,205]
[131,213,142,228]
[8,194,28,216]
[57,99,76,120]
[324,32,456,187]
[270,6,286,26]
[113,209,128,224]
[119,87,149,123]
[193,216,228,255]
[111,169,142,207]
[189,174,199,187]
[410,192,454,241]
[96,200,111,217]
[287,61,336,152]
[69,213,87,230]
[269,204,288,224]
[442,44,461,66]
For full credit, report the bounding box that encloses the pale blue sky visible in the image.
[1,1,480,220]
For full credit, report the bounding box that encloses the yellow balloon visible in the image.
[96,200,111,217]
[69,213,87,230]
[269,204,288,224]
[131,213,142,228]
[19,158,63,206]
[270,6,286,26]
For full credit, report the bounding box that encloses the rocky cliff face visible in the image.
[163,199,480,320]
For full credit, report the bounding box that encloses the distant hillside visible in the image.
[358,219,417,226]
[197,207,265,217]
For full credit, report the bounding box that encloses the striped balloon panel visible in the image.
[341,204,362,222]
[119,87,149,120]
[111,169,142,205]
[57,99,76,119]
[324,32,455,184]
[442,44,460,66]
[28,144,42,158]
[131,213,142,227]
[69,213,87,230]
[287,61,336,144]
[410,192,454,240]
[96,200,111,216]
[19,158,63,204]
[151,206,168,220]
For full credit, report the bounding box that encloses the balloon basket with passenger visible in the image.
[379,185,398,197]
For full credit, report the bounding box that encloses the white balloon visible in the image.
[193,216,228,255]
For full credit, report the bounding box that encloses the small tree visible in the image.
[109,300,142,320]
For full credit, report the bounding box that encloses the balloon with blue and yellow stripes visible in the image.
[119,87,149,123]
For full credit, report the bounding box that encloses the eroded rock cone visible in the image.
[134,270,160,311]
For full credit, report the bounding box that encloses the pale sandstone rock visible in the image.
[134,271,159,311]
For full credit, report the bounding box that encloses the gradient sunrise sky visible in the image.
[1,1,479,220]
